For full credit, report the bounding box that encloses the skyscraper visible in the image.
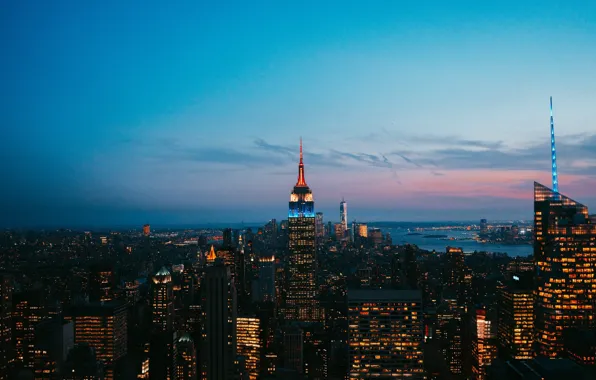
[471,307,496,379]
[67,301,127,380]
[150,267,177,380]
[236,316,261,380]
[176,334,197,380]
[340,198,348,234]
[315,212,324,242]
[0,274,12,379]
[286,139,319,322]
[258,255,276,303]
[89,262,115,303]
[534,182,596,357]
[445,247,465,288]
[201,259,237,380]
[498,275,534,360]
[348,289,424,379]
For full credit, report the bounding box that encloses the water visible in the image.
[382,228,533,257]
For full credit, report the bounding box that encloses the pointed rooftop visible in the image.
[206,244,217,262]
[295,137,307,187]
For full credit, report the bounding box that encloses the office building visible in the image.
[283,325,303,374]
[236,316,261,380]
[472,307,497,380]
[348,289,424,379]
[67,301,127,380]
[370,228,383,245]
[286,139,320,322]
[445,247,465,288]
[340,198,348,233]
[315,212,325,241]
[498,276,534,360]
[258,255,276,303]
[201,259,237,380]
[13,288,45,368]
[176,334,197,380]
[150,267,177,380]
[0,274,12,379]
[89,262,115,303]
[534,182,596,357]
[33,319,74,379]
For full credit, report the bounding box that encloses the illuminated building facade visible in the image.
[472,308,496,380]
[68,301,127,380]
[348,289,424,379]
[286,139,320,322]
[357,223,368,239]
[340,198,348,233]
[445,247,465,287]
[89,262,115,302]
[152,267,174,332]
[258,255,276,303]
[13,289,44,368]
[315,212,325,241]
[201,260,237,380]
[534,182,596,357]
[150,267,177,380]
[176,334,197,380]
[143,224,151,236]
[236,316,261,380]
[0,274,12,379]
[498,277,534,360]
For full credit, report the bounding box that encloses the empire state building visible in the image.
[286,139,320,322]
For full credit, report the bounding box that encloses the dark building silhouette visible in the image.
[0,274,12,380]
[63,343,104,380]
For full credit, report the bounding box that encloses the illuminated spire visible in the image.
[550,96,559,193]
[207,244,217,262]
[296,137,307,187]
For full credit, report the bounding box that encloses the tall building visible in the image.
[340,198,348,233]
[89,262,115,303]
[67,301,127,380]
[472,307,497,380]
[283,325,303,374]
[534,182,596,357]
[0,274,12,379]
[315,212,325,241]
[445,247,465,288]
[236,316,261,380]
[479,219,488,236]
[143,224,151,236]
[150,267,177,380]
[498,275,534,360]
[348,289,424,379]
[176,334,197,380]
[152,267,174,332]
[201,259,237,380]
[286,139,320,322]
[258,255,276,303]
[33,319,74,380]
[12,288,45,368]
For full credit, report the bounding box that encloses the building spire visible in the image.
[550,96,559,193]
[296,137,307,187]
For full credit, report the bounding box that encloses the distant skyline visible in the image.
[2,1,596,227]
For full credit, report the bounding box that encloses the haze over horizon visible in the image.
[3,1,596,228]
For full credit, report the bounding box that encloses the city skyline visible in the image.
[3,1,596,227]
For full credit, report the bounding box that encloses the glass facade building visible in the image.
[534,182,596,357]
[348,289,424,379]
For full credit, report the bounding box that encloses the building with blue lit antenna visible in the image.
[550,96,559,193]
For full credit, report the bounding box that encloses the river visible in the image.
[381,228,533,257]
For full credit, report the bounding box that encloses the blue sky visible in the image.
[2,1,596,227]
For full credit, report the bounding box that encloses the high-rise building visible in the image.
[143,224,151,236]
[33,319,74,380]
[340,198,348,233]
[348,289,424,379]
[0,274,12,379]
[498,275,534,360]
[479,219,488,236]
[315,212,324,241]
[370,228,383,245]
[472,307,497,380]
[67,301,127,380]
[236,316,261,380]
[286,139,320,322]
[152,267,174,332]
[534,182,596,357]
[283,325,303,374]
[445,247,465,288]
[201,259,237,380]
[176,334,197,380]
[258,255,276,303]
[150,267,177,380]
[13,288,45,368]
[334,223,344,241]
[89,262,115,303]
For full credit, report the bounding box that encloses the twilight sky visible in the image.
[2,1,596,227]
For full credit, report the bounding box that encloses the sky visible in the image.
[2,1,596,227]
